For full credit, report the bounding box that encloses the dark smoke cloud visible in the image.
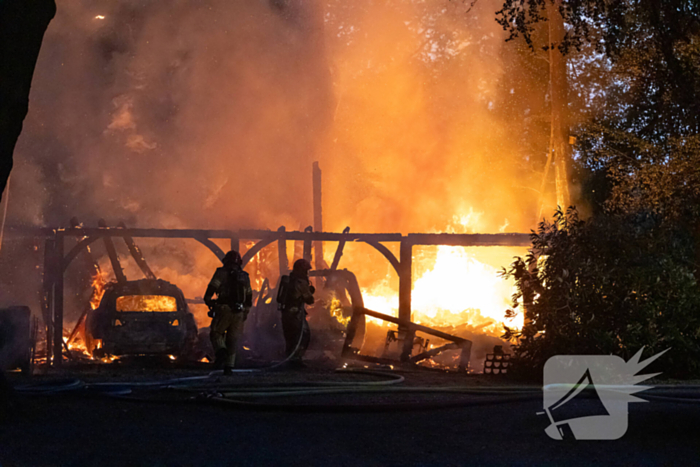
[13,0,332,230]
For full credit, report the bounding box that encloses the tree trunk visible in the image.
[547,0,572,210]
[0,0,56,202]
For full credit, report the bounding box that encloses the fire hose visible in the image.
[14,307,321,396]
[12,320,700,410]
[12,377,700,411]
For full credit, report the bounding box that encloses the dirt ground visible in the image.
[1,363,699,466]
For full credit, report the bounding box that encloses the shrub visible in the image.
[502,208,700,379]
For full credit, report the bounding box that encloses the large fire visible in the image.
[16,1,549,371]
[351,211,524,337]
[362,245,521,335]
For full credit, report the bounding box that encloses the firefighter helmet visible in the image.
[293,258,312,273]
[222,250,242,268]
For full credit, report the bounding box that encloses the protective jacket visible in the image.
[204,266,253,311]
[283,270,315,312]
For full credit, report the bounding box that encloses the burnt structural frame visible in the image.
[23,226,530,365]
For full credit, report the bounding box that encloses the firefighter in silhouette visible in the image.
[204,250,253,374]
[279,258,315,366]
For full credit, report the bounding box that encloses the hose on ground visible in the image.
[205,393,543,412]
[13,378,85,395]
[77,321,311,391]
[12,367,404,396]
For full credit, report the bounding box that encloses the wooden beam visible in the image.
[330,227,350,270]
[354,307,468,345]
[407,233,530,247]
[11,227,530,248]
[98,220,126,283]
[410,342,459,363]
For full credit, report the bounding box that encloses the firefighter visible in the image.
[280,258,315,366]
[203,250,253,375]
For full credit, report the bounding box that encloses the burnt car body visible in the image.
[86,279,197,357]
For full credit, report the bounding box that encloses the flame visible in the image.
[359,211,523,335]
[412,245,518,331]
[100,354,119,363]
[116,295,178,312]
[328,295,352,326]
[62,270,107,359]
[89,270,108,310]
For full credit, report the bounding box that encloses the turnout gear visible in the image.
[280,261,315,363]
[203,250,252,370]
[210,304,247,369]
[276,274,291,311]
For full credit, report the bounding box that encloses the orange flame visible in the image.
[359,210,523,336]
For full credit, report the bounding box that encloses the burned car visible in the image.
[85,279,197,358]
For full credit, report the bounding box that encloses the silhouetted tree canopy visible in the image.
[498,1,700,377]
[503,209,700,378]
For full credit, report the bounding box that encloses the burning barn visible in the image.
[0,0,548,373]
[21,212,529,371]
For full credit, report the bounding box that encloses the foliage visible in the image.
[501,208,700,378]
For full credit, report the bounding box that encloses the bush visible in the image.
[502,208,700,379]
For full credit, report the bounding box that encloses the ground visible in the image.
[1,363,699,466]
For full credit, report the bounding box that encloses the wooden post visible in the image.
[41,238,55,364]
[303,226,313,264]
[52,233,64,366]
[400,329,416,363]
[398,238,413,361]
[312,162,323,270]
[398,238,412,323]
[277,226,288,276]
